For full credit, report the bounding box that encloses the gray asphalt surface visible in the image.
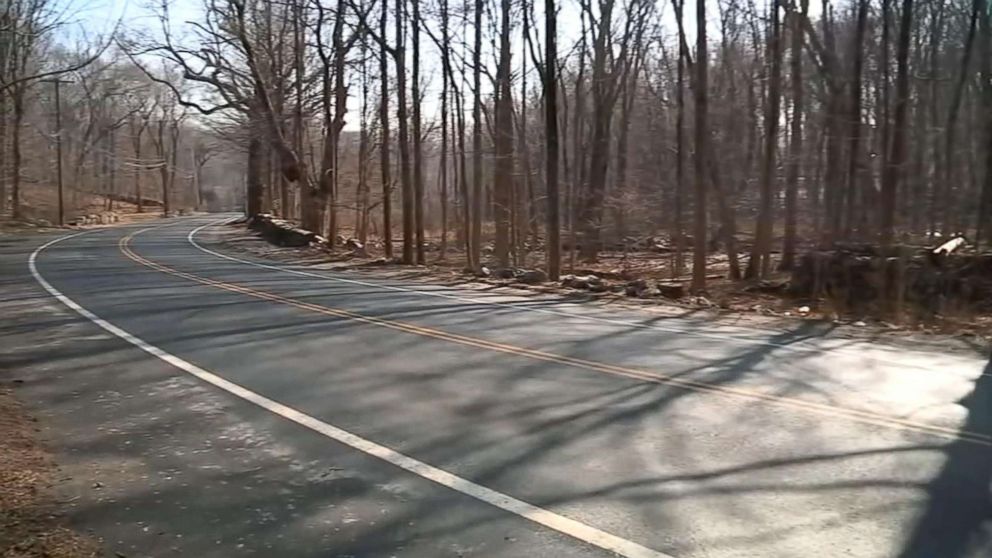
[2,215,991,558]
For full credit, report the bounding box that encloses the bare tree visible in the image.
[544,0,561,279]
[880,0,914,247]
[692,0,710,292]
[493,0,514,267]
[780,0,808,271]
[746,0,783,279]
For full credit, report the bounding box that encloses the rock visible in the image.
[493,267,516,280]
[34,218,52,227]
[640,287,661,298]
[853,320,867,327]
[745,280,788,294]
[515,269,548,284]
[798,305,811,314]
[477,266,492,278]
[345,238,369,257]
[625,279,648,297]
[562,274,601,290]
[587,277,608,292]
[656,282,685,299]
[693,296,713,307]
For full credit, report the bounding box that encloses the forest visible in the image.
[2,0,991,322]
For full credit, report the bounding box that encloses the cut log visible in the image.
[933,236,967,256]
[248,214,317,247]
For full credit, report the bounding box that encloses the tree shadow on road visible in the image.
[899,355,992,558]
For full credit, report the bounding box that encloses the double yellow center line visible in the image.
[119,230,992,448]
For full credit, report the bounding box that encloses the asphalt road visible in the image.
[2,215,991,558]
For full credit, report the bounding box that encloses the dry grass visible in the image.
[0,387,99,558]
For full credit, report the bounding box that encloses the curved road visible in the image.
[2,215,991,558]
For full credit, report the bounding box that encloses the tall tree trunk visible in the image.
[411,0,425,263]
[10,91,22,219]
[168,123,179,214]
[577,0,616,263]
[470,0,482,269]
[673,0,688,278]
[613,52,641,244]
[329,0,348,243]
[158,121,170,216]
[456,69,470,258]
[821,6,845,244]
[439,0,449,259]
[0,94,6,213]
[944,0,983,233]
[108,127,116,211]
[746,0,783,279]
[569,32,588,271]
[517,2,533,260]
[247,121,264,217]
[977,1,992,246]
[358,33,371,244]
[880,0,914,247]
[493,0,514,267]
[396,0,414,263]
[781,0,807,271]
[293,0,307,224]
[453,18,470,259]
[544,0,560,280]
[439,87,449,259]
[379,0,393,259]
[692,0,709,292]
[132,125,143,213]
[843,0,869,238]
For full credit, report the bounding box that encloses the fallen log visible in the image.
[248,214,317,247]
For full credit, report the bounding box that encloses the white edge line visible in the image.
[187,218,977,371]
[29,231,673,558]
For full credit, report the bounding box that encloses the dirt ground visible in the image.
[0,387,99,558]
[211,221,992,346]
[0,187,176,237]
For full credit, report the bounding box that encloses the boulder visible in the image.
[515,269,548,284]
[656,282,685,299]
[625,279,648,297]
[345,238,369,257]
[561,274,601,290]
[745,280,788,294]
[640,287,661,298]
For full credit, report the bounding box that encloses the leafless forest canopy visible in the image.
[2,0,991,303]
